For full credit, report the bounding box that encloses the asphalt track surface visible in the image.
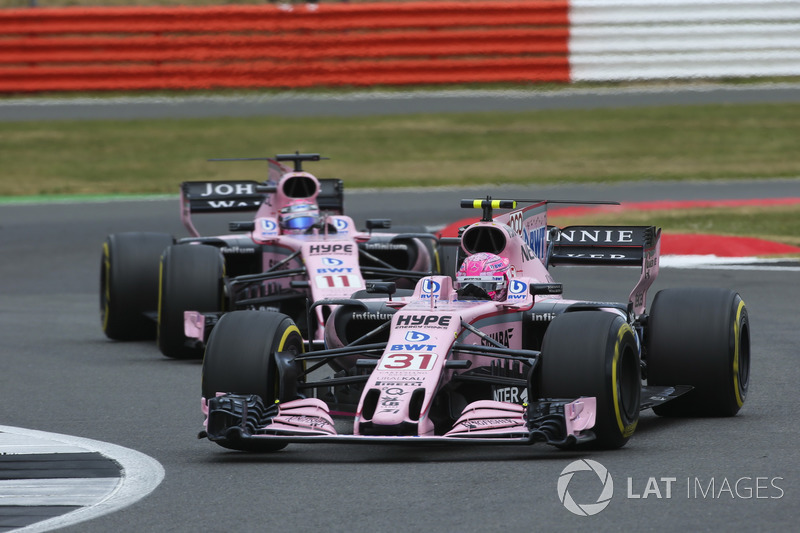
[3,82,800,122]
[1,87,800,532]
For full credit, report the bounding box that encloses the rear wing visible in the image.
[179,178,344,237]
[549,225,661,317]
[549,225,658,266]
[180,180,269,237]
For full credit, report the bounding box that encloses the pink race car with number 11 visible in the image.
[100,153,436,359]
[199,197,750,452]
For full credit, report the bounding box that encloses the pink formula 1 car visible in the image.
[199,197,750,451]
[100,153,436,358]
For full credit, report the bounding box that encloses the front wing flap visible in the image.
[201,395,596,447]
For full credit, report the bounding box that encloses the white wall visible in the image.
[569,0,800,80]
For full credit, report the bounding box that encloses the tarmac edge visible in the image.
[0,425,164,533]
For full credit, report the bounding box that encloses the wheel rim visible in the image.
[100,243,110,329]
[733,302,750,407]
[618,343,640,421]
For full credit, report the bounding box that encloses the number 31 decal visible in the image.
[378,353,438,371]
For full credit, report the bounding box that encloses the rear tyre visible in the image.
[646,288,750,417]
[157,244,224,359]
[539,311,641,449]
[101,232,174,340]
[202,311,304,452]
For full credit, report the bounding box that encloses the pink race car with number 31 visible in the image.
[199,197,750,452]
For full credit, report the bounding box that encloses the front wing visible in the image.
[199,395,598,448]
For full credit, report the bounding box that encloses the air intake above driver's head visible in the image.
[461,226,507,255]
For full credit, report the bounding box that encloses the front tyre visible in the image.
[157,244,224,359]
[101,232,174,340]
[202,311,304,452]
[539,311,641,449]
[646,288,750,417]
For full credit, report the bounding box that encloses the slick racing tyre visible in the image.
[646,288,750,417]
[202,311,304,452]
[539,311,641,449]
[101,232,174,340]
[157,244,224,359]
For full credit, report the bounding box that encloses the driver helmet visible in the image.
[455,252,511,301]
[279,200,320,234]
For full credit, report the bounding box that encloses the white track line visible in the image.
[0,425,164,533]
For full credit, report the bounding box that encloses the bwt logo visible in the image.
[405,331,431,342]
[525,226,547,259]
[508,280,527,295]
[322,257,344,266]
[260,219,277,232]
[421,279,441,299]
[557,460,614,516]
[335,219,349,231]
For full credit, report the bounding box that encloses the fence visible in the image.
[0,2,570,92]
[0,0,798,93]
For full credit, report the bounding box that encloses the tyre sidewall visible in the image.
[202,310,303,402]
[647,288,749,416]
[158,244,224,358]
[101,232,173,340]
[539,311,641,449]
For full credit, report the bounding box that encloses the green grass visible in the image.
[2,101,798,249]
[2,102,799,196]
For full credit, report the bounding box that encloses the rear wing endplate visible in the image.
[549,225,661,317]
